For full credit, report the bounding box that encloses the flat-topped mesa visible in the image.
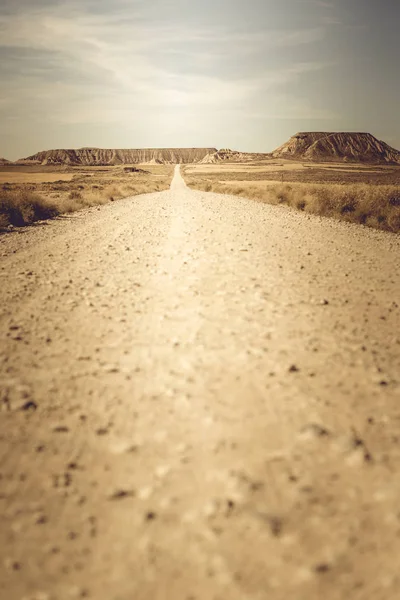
[272,132,400,164]
[20,148,218,166]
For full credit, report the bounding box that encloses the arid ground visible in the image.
[0,166,399,599]
[183,159,400,232]
[0,164,174,229]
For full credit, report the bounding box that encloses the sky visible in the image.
[0,0,399,160]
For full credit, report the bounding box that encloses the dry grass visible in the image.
[0,164,173,229]
[0,172,74,184]
[0,190,59,228]
[184,162,395,176]
[184,162,307,175]
[183,161,400,186]
[184,173,400,233]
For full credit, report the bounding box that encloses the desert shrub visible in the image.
[387,211,400,232]
[296,199,306,210]
[104,185,123,201]
[68,190,82,200]
[389,194,400,207]
[0,190,59,227]
[341,202,356,214]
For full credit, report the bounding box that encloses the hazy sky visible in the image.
[0,0,399,159]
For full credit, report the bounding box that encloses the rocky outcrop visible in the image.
[272,132,400,164]
[21,148,217,166]
[200,148,270,163]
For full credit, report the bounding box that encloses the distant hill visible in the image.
[20,148,217,166]
[200,148,270,164]
[272,132,400,164]
[0,157,10,165]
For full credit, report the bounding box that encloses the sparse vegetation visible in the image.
[0,165,173,230]
[0,189,59,228]
[183,167,400,233]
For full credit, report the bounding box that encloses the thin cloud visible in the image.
[0,4,329,113]
[306,0,334,8]
[4,0,383,158]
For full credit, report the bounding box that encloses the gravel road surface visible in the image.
[1,166,399,600]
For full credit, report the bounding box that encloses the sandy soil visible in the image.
[0,166,399,600]
[0,173,75,184]
[184,161,400,186]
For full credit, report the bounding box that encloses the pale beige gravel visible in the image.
[0,166,399,600]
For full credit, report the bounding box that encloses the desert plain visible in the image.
[0,138,400,600]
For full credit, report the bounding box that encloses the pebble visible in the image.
[109,489,135,500]
[53,425,70,433]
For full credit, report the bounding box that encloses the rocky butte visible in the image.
[272,132,400,164]
[200,149,270,163]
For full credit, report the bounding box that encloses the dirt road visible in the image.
[1,165,399,600]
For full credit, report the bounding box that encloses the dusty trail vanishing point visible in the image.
[1,166,400,600]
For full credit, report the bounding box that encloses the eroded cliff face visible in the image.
[21,148,218,166]
[200,149,270,163]
[272,132,400,164]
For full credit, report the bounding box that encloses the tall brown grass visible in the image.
[0,190,59,228]
[1,175,171,229]
[185,176,400,233]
